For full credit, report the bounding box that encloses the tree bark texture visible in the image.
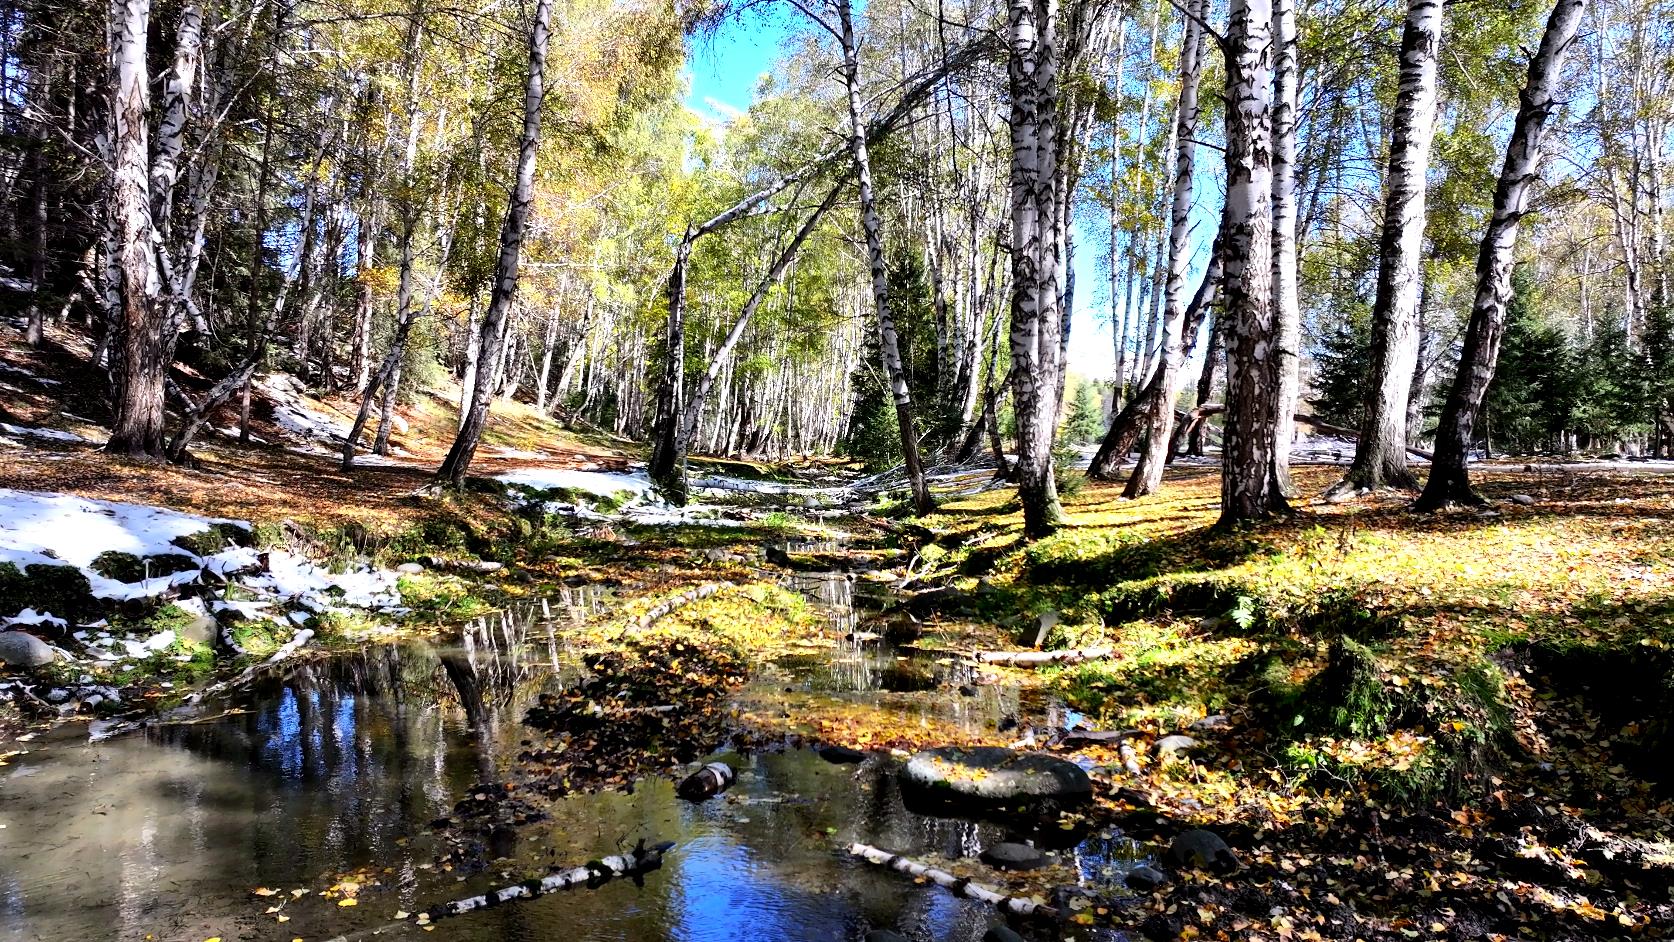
[1218,0,1290,525]
[437,0,551,486]
[1338,0,1443,494]
[1415,0,1587,510]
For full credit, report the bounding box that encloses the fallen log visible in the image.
[971,646,1114,666]
[627,581,735,631]
[321,839,676,941]
[676,761,737,801]
[847,843,1059,920]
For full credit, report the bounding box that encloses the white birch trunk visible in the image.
[1219,0,1289,523]
[1338,0,1444,494]
[1416,0,1588,510]
[1269,0,1301,497]
[1125,0,1207,497]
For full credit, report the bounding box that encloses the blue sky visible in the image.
[682,15,1119,381]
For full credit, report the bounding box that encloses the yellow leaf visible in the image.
[338,898,358,907]
[252,888,278,896]
[276,915,290,924]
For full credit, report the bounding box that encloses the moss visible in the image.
[0,560,99,623]
[168,522,255,555]
[109,602,197,637]
[90,550,198,583]
[397,572,492,622]
[229,619,294,658]
[1301,637,1396,737]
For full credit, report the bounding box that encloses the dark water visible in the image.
[0,592,1142,942]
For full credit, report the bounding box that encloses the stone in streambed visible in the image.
[0,631,57,668]
[900,746,1091,811]
[865,932,908,942]
[1124,864,1170,891]
[983,926,1026,942]
[1164,829,1240,874]
[817,744,868,764]
[1153,734,1198,759]
[979,841,1047,871]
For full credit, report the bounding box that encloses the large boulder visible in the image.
[0,630,57,668]
[900,746,1091,812]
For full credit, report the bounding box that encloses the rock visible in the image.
[1164,829,1240,874]
[900,746,1092,811]
[982,927,1025,942]
[980,841,1047,871]
[0,631,57,668]
[864,932,908,942]
[958,684,978,697]
[1189,714,1230,732]
[1060,728,1139,748]
[1510,494,1536,506]
[396,562,426,575]
[1124,864,1170,891]
[817,744,868,764]
[1154,734,1198,759]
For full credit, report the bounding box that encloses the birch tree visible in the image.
[1415,0,1588,510]
[1218,0,1290,524]
[104,0,164,457]
[1331,0,1444,496]
[1269,0,1300,497]
[436,0,552,487]
[836,0,933,514]
[1124,0,1207,498]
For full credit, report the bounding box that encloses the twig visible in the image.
[847,843,1059,919]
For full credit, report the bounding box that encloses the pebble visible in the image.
[1125,864,1170,891]
[1154,734,1198,759]
[979,841,1047,871]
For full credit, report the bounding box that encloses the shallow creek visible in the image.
[1,571,1144,942]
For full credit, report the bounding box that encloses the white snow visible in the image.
[2,608,66,630]
[255,374,354,445]
[0,422,94,444]
[495,467,654,498]
[0,361,59,386]
[0,490,408,665]
[0,489,248,603]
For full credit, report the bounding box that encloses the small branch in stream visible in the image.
[971,646,1115,667]
[319,839,676,941]
[847,843,1060,920]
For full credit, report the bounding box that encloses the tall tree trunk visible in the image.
[104,0,166,458]
[1006,0,1068,537]
[1187,313,1220,456]
[1335,0,1443,495]
[1218,0,1290,525]
[1415,0,1587,511]
[1125,0,1207,498]
[1269,0,1301,497]
[436,0,551,486]
[1088,212,1225,480]
[838,0,933,515]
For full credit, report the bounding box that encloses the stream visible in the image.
[0,562,1144,942]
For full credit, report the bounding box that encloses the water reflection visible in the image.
[0,596,1141,942]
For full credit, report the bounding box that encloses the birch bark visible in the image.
[1336,0,1444,494]
[1415,0,1587,511]
[437,0,552,486]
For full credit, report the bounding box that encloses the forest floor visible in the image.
[4,324,1674,941]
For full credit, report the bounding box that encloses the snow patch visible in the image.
[495,467,654,498]
[0,422,94,444]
